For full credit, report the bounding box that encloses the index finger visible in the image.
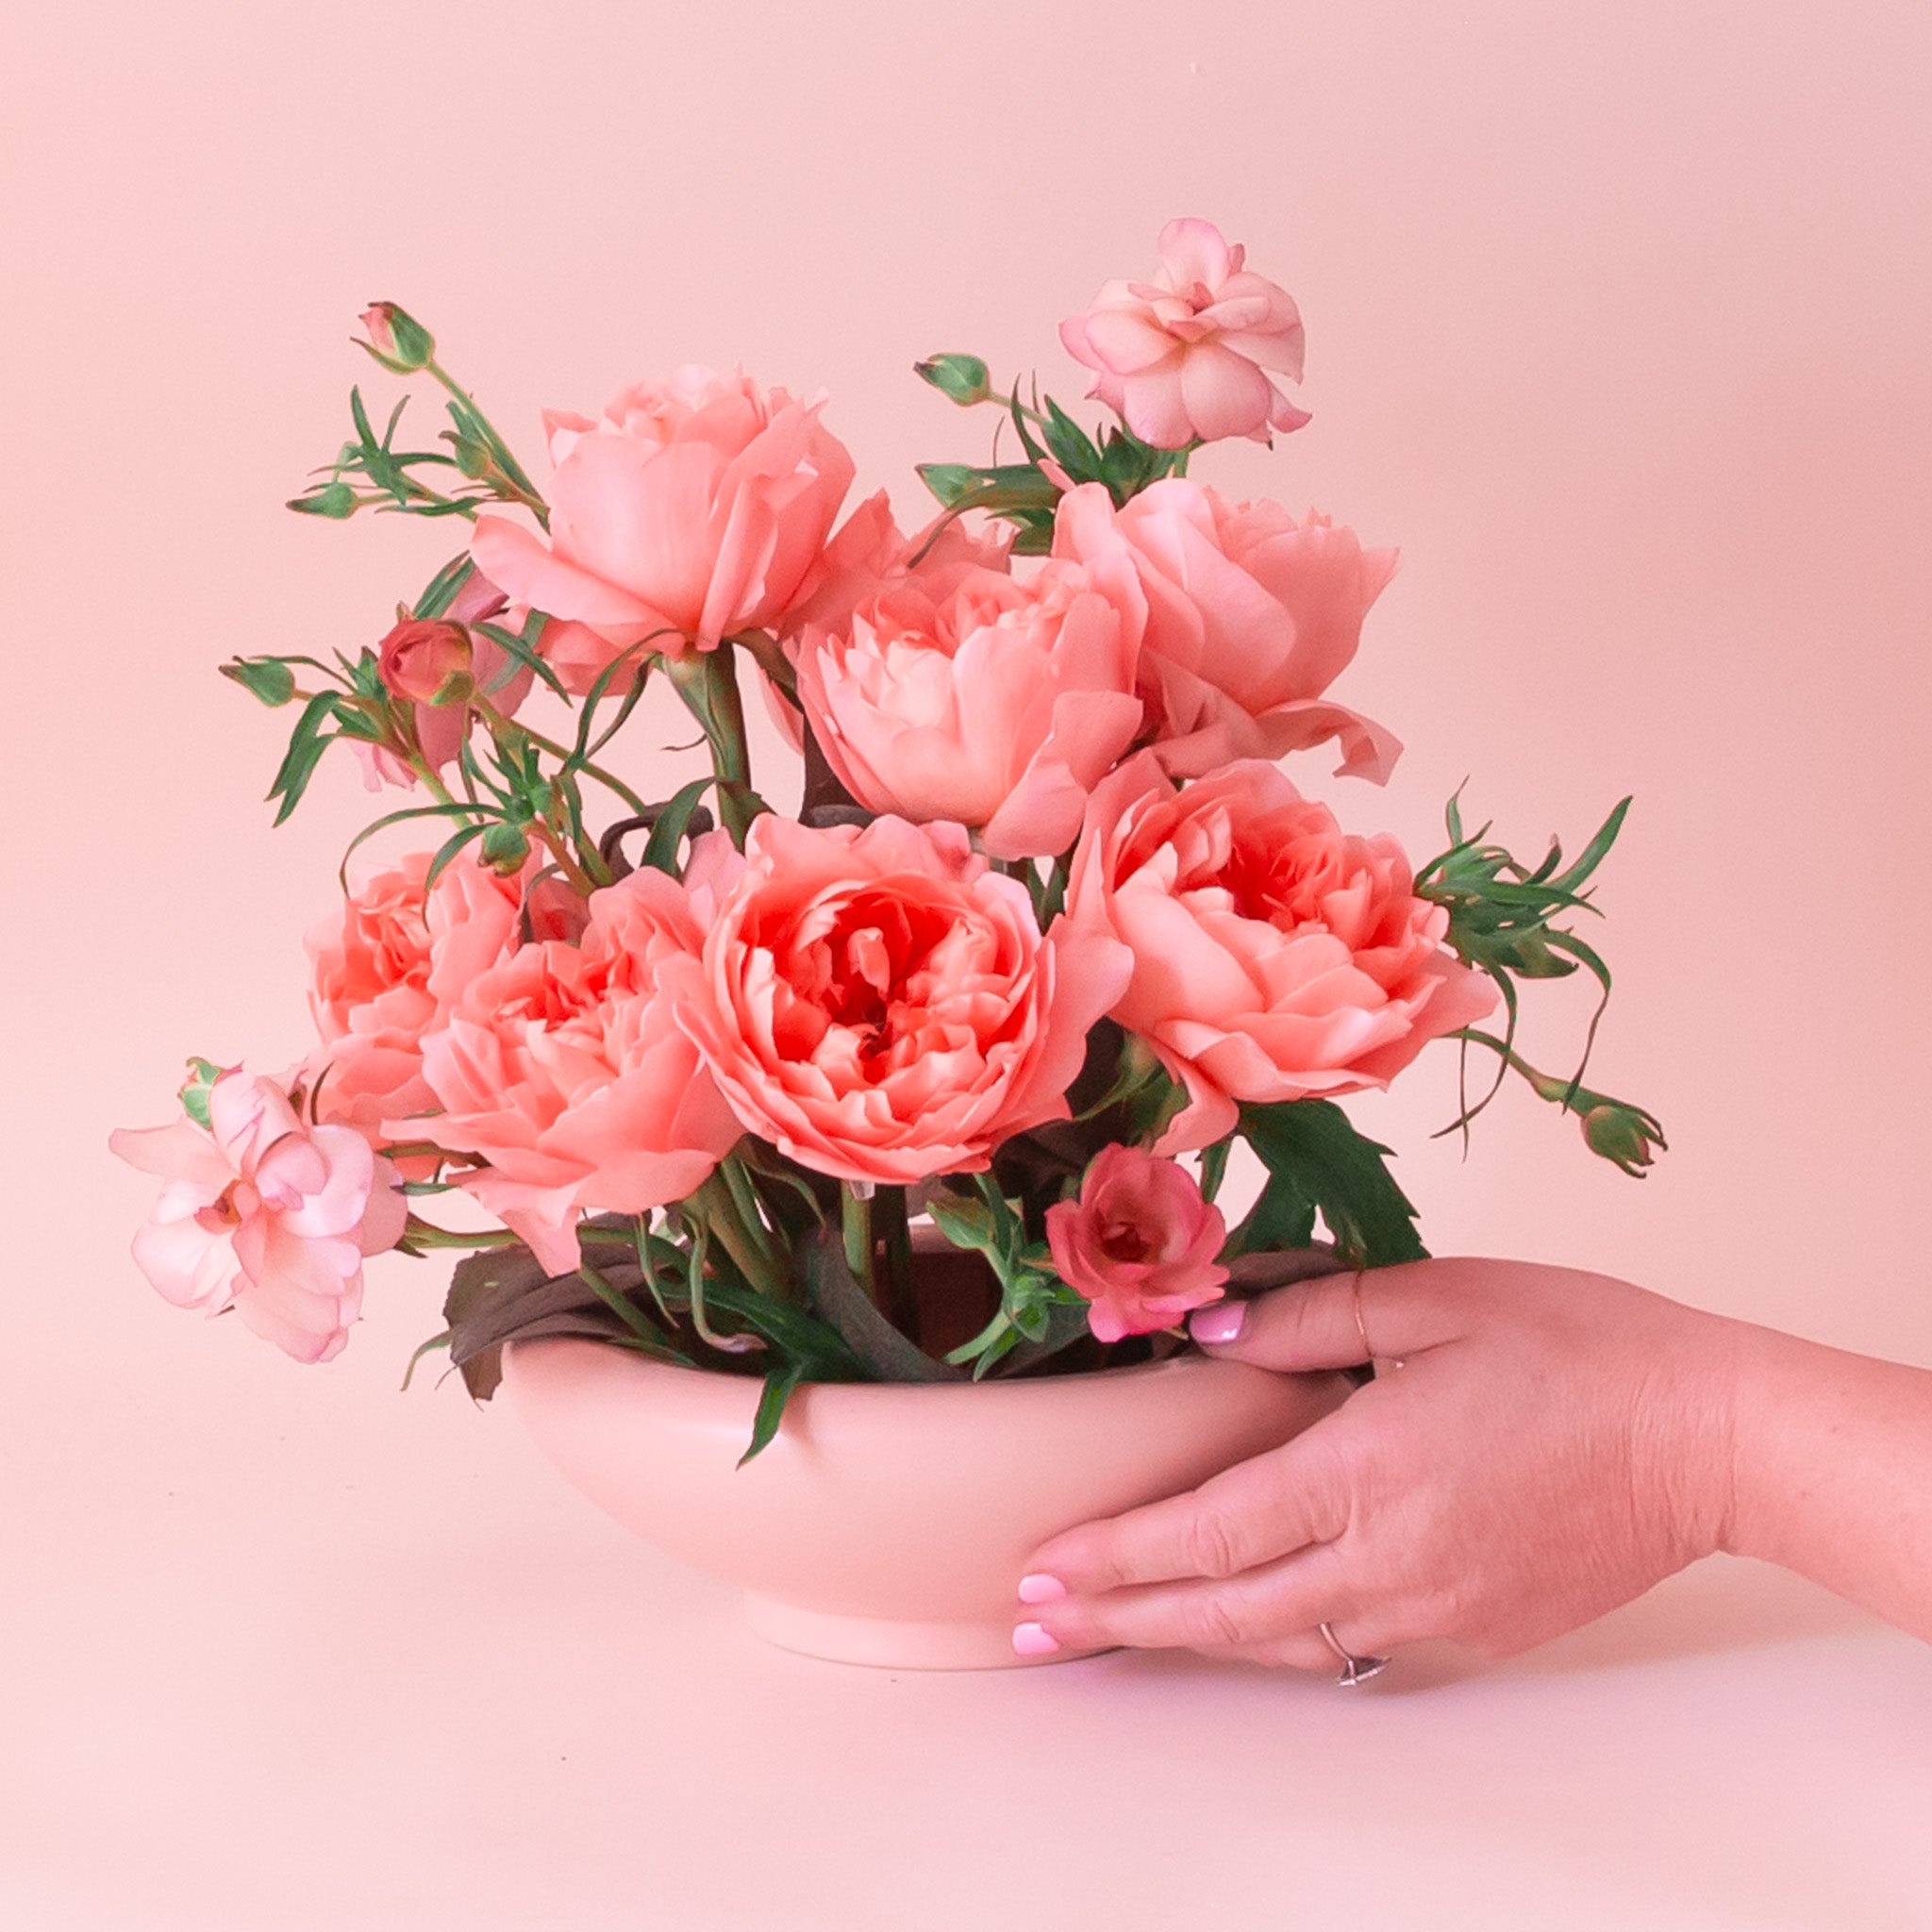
[1022,1415,1355,1598]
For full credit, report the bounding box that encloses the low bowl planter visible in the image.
[504,1338,1350,1670]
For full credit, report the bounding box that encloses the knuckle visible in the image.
[1183,1592,1257,1650]
[1181,1508,1246,1580]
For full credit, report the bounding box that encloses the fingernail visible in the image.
[1018,1573,1067,1606]
[1191,1300,1247,1345]
[1012,1622,1061,1657]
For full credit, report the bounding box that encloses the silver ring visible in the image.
[1318,1620,1391,1687]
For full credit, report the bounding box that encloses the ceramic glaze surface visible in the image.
[504,1339,1350,1668]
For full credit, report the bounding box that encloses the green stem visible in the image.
[842,1185,878,1309]
[690,1168,787,1302]
[475,703,652,820]
[425,359,547,514]
[874,1184,916,1340]
[401,1216,522,1251]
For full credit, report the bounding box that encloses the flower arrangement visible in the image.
[114,218,1662,1457]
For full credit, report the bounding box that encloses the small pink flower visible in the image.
[377,618,473,707]
[1046,1145,1229,1342]
[667,815,1131,1188]
[1065,756,1496,1151]
[471,365,856,679]
[110,1071,407,1363]
[1059,218,1310,448]
[362,572,535,779]
[795,555,1144,859]
[303,850,526,1147]
[1054,480,1400,782]
[416,851,744,1272]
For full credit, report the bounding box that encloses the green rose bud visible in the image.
[1580,1102,1666,1176]
[914,353,992,407]
[358,302,436,374]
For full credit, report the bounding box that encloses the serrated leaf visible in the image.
[1239,1100,1427,1268]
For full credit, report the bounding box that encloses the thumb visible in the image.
[1189,1260,1461,1371]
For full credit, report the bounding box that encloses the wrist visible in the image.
[1642,1303,1753,1567]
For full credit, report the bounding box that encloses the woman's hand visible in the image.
[1013,1258,1745,1670]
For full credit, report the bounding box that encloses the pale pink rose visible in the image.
[668,815,1131,1187]
[304,851,526,1144]
[1059,218,1310,448]
[794,556,1143,860]
[1066,756,1496,1151]
[1054,479,1401,782]
[416,853,743,1272]
[1045,1144,1230,1342]
[110,1071,407,1363]
[470,366,857,679]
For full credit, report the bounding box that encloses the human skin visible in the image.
[1012,1259,1932,1667]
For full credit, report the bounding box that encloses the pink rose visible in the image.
[1066,756,1496,1151]
[304,851,526,1143]
[360,572,535,779]
[668,815,1131,1188]
[377,618,472,707]
[110,1071,407,1363]
[470,365,857,678]
[1054,479,1401,782]
[794,556,1143,859]
[1045,1145,1230,1342]
[416,851,744,1272]
[1058,218,1310,448]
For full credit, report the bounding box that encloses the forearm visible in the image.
[1721,1321,1932,1641]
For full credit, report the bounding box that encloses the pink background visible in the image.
[5,3,1930,1925]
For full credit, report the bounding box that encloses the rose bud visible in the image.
[377,618,474,708]
[359,302,436,374]
[1580,1101,1667,1176]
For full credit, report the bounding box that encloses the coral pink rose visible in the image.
[110,1071,407,1363]
[470,365,857,679]
[668,815,1131,1187]
[358,572,535,781]
[1066,756,1496,1151]
[304,851,526,1143]
[1059,218,1310,448]
[1054,479,1401,782]
[1045,1145,1230,1342]
[794,555,1143,859]
[416,850,744,1272]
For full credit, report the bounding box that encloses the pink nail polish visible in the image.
[1018,1573,1067,1605]
[1012,1622,1061,1657]
[1191,1300,1247,1345]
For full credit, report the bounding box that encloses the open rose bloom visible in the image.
[120,225,1653,1430]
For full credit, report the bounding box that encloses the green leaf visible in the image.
[740,1364,803,1466]
[641,776,717,875]
[413,553,475,621]
[1238,1100,1427,1267]
[265,690,344,824]
[474,619,571,701]
[801,1229,964,1382]
[221,657,298,708]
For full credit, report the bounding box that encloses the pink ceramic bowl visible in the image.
[503,1339,1350,1670]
